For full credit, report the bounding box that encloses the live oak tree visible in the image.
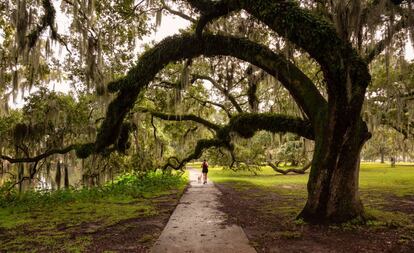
[93,0,414,223]
[1,0,413,223]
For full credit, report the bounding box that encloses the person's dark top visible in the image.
[202,161,209,173]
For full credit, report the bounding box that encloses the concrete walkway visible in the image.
[151,168,257,253]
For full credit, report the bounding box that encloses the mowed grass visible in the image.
[359,163,414,196]
[209,162,414,196]
[208,163,414,227]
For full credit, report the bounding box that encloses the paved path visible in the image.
[151,168,257,253]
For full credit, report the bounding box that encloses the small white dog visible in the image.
[197,174,202,183]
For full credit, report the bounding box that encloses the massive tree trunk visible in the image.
[299,112,371,223]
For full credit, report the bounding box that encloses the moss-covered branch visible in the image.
[380,115,414,139]
[97,33,325,151]
[191,0,239,37]
[24,0,70,53]
[228,113,314,140]
[246,68,265,112]
[0,143,84,163]
[141,107,314,140]
[365,18,409,63]
[139,108,221,132]
[156,111,314,170]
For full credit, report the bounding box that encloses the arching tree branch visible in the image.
[97,33,325,152]
[139,108,221,132]
[1,144,79,163]
[0,142,101,167]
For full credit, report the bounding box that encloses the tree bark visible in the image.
[64,164,69,189]
[298,116,371,223]
[55,161,61,190]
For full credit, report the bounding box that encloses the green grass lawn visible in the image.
[209,162,414,195]
[208,162,414,226]
[359,163,414,196]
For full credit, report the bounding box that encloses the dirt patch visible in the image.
[215,183,414,253]
[85,192,182,252]
[85,217,165,252]
[384,195,414,215]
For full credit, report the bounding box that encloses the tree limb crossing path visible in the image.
[151,168,257,253]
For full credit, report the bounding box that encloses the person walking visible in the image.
[201,159,209,184]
